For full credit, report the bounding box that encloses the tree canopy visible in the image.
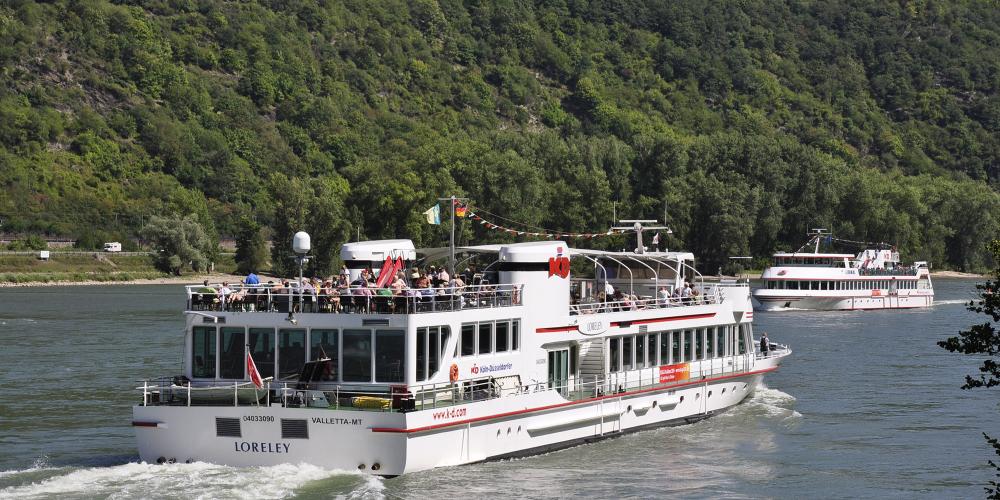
[1,0,999,275]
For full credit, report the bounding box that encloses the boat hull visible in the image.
[133,371,768,476]
[752,292,933,311]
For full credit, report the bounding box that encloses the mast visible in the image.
[437,195,467,276]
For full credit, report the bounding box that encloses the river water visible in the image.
[0,279,995,499]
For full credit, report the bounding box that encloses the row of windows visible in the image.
[608,324,752,373]
[764,279,922,291]
[415,326,451,382]
[191,326,405,384]
[459,320,520,357]
[773,257,845,266]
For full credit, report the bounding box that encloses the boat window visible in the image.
[636,335,646,368]
[478,323,493,355]
[342,329,372,382]
[220,327,245,379]
[461,324,475,356]
[706,328,715,358]
[375,329,405,383]
[672,331,682,363]
[660,332,670,365]
[440,326,451,359]
[648,334,657,367]
[192,326,216,378]
[496,321,509,352]
[512,320,520,350]
[249,328,276,381]
[309,329,337,382]
[609,337,620,372]
[683,330,692,362]
[416,327,427,381]
[278,329,306,380]
[738,324,750,355]
[623,336,633,370]
[693,329,702,361]
[716,328,725,357]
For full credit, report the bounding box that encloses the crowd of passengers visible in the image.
[856,264,920,276]
[571,281,709,313]
[193,265,501,313]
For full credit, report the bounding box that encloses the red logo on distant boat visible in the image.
[548,256,570,279]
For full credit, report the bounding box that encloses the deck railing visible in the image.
[185,283,524,315]
[137,349,785,413]
[570,288,722,315]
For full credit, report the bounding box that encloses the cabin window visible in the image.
[512,320,519,350]
[496,321,509,352]
[623,336,633,370]
[609,337,620,372]
[683,330,692,362]
[636,335,646,368]
[192,326,216,378]
[672,331,682,363]
[249,328,277,381]
[461,324,475,356]
[416,328,427,381]
[342,329,372,382]
[738,324,750,355]
[648,334,658,367]
[706,328,715,358]
[416,325,450,382]
[220,327,245,379]
[478,323,493,355]
[693,329,702,361]
[659,332,670,365]
[309,329,337,382]
[375,329,405,383]
[278,329,306,380]
[716,328,725,357]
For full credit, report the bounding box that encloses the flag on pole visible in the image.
[652,232,660,247]
[454,200,467,217]
[423,204,441,225]
[247,351,263,388]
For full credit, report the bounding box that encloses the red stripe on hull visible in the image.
[370,367,777,434]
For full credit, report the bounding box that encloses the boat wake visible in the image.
[0,461,380,499]
[745,385,802,421]
[932,299,970,306]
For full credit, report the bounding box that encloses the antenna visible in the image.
[610,219,670,254]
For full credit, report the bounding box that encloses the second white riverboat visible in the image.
[753,230,933,311]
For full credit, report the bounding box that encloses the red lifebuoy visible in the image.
[449,364,459,383]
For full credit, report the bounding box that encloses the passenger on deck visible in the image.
[391,273,408,295]
[658,286,670,306]
[217,281,233,310]
[437,267,450,288]
[681,282,692,303]
[244,271,260,286]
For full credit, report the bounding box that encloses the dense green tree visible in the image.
[234,216,269,275]
[938,240,1000,498]
[141,214,214,275]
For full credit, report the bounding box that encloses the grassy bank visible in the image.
[0,253,237,283]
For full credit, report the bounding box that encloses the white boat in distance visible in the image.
[134,232,789,476]
[753,230,933,311]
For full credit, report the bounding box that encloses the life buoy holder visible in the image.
[449,364,459,383]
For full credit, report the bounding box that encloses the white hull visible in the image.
[134,368,774,475]
[753,292,933,311]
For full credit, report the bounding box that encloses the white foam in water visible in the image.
[0,462,365,500]
[346,474,386,500]
[933,299,971,306]
[749,384,802,420]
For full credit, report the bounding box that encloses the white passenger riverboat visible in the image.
[134,234,790,476]
[753,231,933,311]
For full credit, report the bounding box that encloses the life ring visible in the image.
[449,363,459,383]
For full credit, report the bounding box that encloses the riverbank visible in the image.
[0,273,249,288]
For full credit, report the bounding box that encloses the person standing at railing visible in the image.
[760,332,770,356]
[658,286,670,306]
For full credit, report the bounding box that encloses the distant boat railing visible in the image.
[856,268,920,277]
[184,282,524,315]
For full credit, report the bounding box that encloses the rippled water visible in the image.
[0,280,995,498]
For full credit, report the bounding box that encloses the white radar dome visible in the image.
[292,231,311,254]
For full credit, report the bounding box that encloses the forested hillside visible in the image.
[1,0,998,273]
